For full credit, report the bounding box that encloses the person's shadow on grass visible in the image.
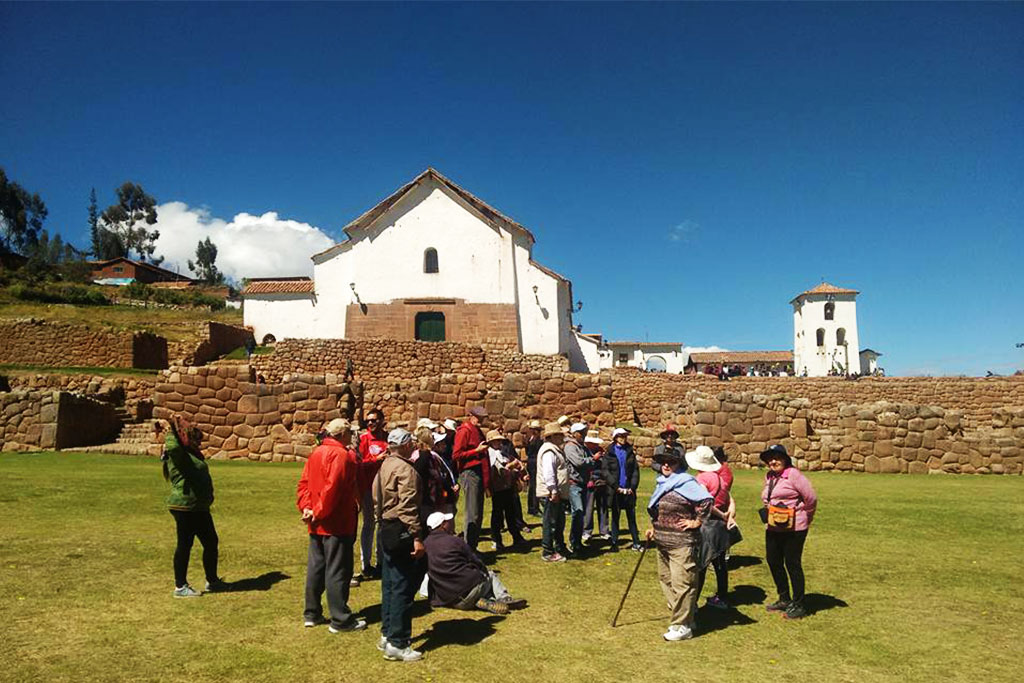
[728,584,768,606]
[222,571,290,592]
[726,555,762,570]
[359,598,433,627]
[414,615,503,652]
[804,593,848,615]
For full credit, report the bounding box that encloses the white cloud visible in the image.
[682,345,728,355]
[150,202,336,283]
[668,219,700,242]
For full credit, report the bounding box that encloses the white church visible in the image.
[242,169,599,372]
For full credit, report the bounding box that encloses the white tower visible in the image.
[792,282,860,377]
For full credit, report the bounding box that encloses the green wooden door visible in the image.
[415,312,445,342]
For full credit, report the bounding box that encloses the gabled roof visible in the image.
[688,350,793,364]
[242,278,314,295]
[859,348,883,357]
[791,282,859,303]
[313,168,537,261]
[90,257,193,282]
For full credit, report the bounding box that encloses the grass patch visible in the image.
[223,345,274,360]
[0,364,161,378]
[1,452,1022,682]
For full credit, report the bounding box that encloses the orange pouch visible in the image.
[767,505,795,530]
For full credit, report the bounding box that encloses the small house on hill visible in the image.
[242,168,594,370]
[91,257,193,286]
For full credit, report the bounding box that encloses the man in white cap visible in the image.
[296,418,364,632]
[423,511,527,615]
[562,421,594,555]
[372,428,426,662]
[602,427,642,552]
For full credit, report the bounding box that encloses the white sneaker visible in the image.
[663,624,694,641]
[383,642,423,662]
[377,636,388,651]
[173,584,201,598]
[328,618,367,633]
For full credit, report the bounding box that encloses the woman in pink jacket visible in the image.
[760,444,818,620]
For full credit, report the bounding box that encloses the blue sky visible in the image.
[2,2,1021,376]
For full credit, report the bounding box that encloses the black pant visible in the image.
[490,488,524,547]
[697,553,729,598]
[304,534,355,628]
[610,492,640,546]
[526,459,539,514]
[765,529,808,603]
[170,509,219,588]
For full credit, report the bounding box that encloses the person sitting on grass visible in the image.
[296,418,365,633]
[159,416,228,598]
[645,448,712,642]
[423,511,527,615]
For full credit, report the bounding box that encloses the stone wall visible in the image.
[0,318,168,369]
[150,364,614,461]
[7,373,156,421]
[682,389,1023,475]
[250,338,568,385]
[1,390,121,451]
[612,369,1024,430]
[166,321,255,366]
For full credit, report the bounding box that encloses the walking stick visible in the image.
[610,541,649,628]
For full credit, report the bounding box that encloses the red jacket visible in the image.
[453,422,489,490]
[357,430,389,495]
[296,437,359,537]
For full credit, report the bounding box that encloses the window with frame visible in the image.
[415,311,445,342]
[424,248,439,273]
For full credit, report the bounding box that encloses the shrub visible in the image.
[8,282,109,306]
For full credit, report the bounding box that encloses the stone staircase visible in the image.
[66,418,161,456]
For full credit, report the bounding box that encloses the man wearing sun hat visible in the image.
[296,418,364,632]
[423,511,527,615]
[536,422,570,562]
[523,419,544,516]
[652,424,685,474]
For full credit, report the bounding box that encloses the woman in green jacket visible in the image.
[161,416,226,597]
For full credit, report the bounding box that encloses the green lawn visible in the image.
[1,453,1022,682]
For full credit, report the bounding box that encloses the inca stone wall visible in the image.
[1,389,121,452]
[250,338,568,385]
[7,373,156,421]
[166,321,254,366]
[0,319,167,369]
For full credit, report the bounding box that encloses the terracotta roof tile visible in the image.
[792,282,859,301]
[242,279,314,295]
[688,351,793,364]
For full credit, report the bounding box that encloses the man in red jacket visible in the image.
[453,406,490,551]
[297,418,366,633]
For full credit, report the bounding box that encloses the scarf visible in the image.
[648,470,712,510]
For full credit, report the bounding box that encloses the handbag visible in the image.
[727,523,743,546]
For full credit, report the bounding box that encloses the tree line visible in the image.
[1,168,223,285]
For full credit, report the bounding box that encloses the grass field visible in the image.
[1,452,1022,682]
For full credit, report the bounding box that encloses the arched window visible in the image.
[816,328,825,347]
[824,302,835,320]
[837,328,846,346]
[645,356,667,372]
[423,248,439,273]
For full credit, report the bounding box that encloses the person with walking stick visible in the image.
[645,448,712,641]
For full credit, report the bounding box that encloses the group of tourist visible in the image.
[157,405,818,659]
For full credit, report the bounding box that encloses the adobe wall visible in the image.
[345,301,520,346]
[612,369,1024,430]
[0,318,167,369]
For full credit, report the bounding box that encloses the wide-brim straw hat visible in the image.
[485,429,507,443]
[685,445,722,472]
[759,444,792,467]
[542,422,564,438]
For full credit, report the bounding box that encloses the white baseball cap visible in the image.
[611,427,631,437]
[584,435,604,445]
[426,511,454,530]
[443,419,458,430]
[570,422,588,434]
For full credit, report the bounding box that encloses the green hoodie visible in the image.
[164,432,214,511]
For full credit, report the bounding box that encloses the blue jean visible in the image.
[379,543,423,649]
[541,497,567,556]
[568,483,586,551]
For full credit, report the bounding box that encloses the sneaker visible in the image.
[173,584,201,598]
[377,636,388,651]
[476,598,511,615]
[383,643,423,662]
[541,553,567,563]
[706,596,730,610]
[582,532,592,544]
[204,578,230,593]
[498,596,528,610]
[350,576,361,588]
[663,624,694,641]
[766,599,791,612]
[784,602,808,620]
[303,615,329,628]
[328,618,368,633]
[630,543,644,552]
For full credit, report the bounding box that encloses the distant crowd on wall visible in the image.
[158,402,820,661]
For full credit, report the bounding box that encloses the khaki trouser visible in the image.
[657,543,699,628]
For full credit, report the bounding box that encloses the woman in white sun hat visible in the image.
[685,445,736,610]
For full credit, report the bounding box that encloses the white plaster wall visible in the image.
[243,294,316,343]
[602,344,684,373]
[793,294,859,376]
[315,179,514,306]
[567,330,601,373]
[514,237,564,355]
